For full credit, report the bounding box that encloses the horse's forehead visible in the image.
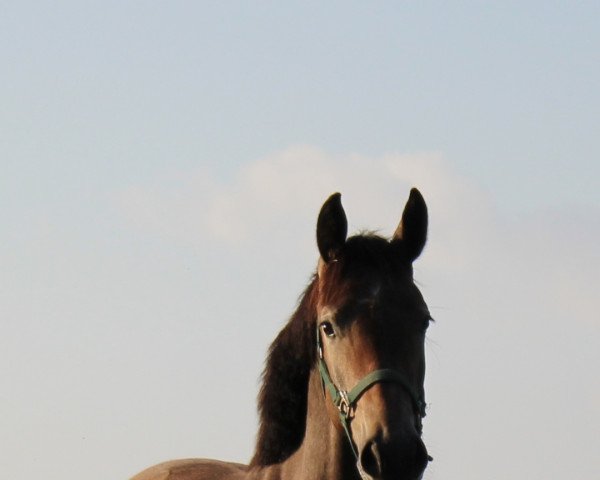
[368,282,382,299]
[320,273,427,318]
[351,279,383,302]
[348,273,413,301]
[318,281,380,317]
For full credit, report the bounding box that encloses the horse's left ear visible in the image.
[317,192,348,263]
[392,188,428,262]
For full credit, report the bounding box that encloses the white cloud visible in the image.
[117,146,494,257]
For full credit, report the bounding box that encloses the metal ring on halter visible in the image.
[337,390,351,418]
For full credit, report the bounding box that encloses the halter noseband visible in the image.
[316,325,426,460]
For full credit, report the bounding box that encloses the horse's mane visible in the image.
[249,279,318,467]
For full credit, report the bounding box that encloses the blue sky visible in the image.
[1,3,598,480]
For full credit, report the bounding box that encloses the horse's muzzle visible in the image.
[358,433,430,480]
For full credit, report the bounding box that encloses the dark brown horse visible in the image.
[131,189,432,480]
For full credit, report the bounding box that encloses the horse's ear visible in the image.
[392,188,428,262]
[317,192,348,263]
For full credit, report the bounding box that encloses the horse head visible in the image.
[314,189,431,480]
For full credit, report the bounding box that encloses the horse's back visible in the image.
[130,459,248,480]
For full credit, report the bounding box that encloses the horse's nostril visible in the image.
[359,440,382,478]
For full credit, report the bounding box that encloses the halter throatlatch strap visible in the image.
[317,327,426,460]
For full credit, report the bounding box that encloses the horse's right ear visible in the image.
[392,188,428,262]
[317,193,348,263]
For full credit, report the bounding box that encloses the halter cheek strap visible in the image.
[316,326,426,460]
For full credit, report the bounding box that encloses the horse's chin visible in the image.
[356,462,427,480]
[358,475,425,480]
[368,475,425,480]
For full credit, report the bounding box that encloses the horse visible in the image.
[131,188,433,480]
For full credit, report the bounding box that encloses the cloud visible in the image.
[116,146,493,258]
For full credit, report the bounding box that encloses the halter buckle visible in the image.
[337,390,352,419]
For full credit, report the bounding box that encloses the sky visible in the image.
[1,2,599,479]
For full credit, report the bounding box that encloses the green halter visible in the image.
[316,326,426,460]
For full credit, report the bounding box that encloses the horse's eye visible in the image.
[320,321,335,338]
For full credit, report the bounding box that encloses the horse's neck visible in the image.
[252,369,360,480]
